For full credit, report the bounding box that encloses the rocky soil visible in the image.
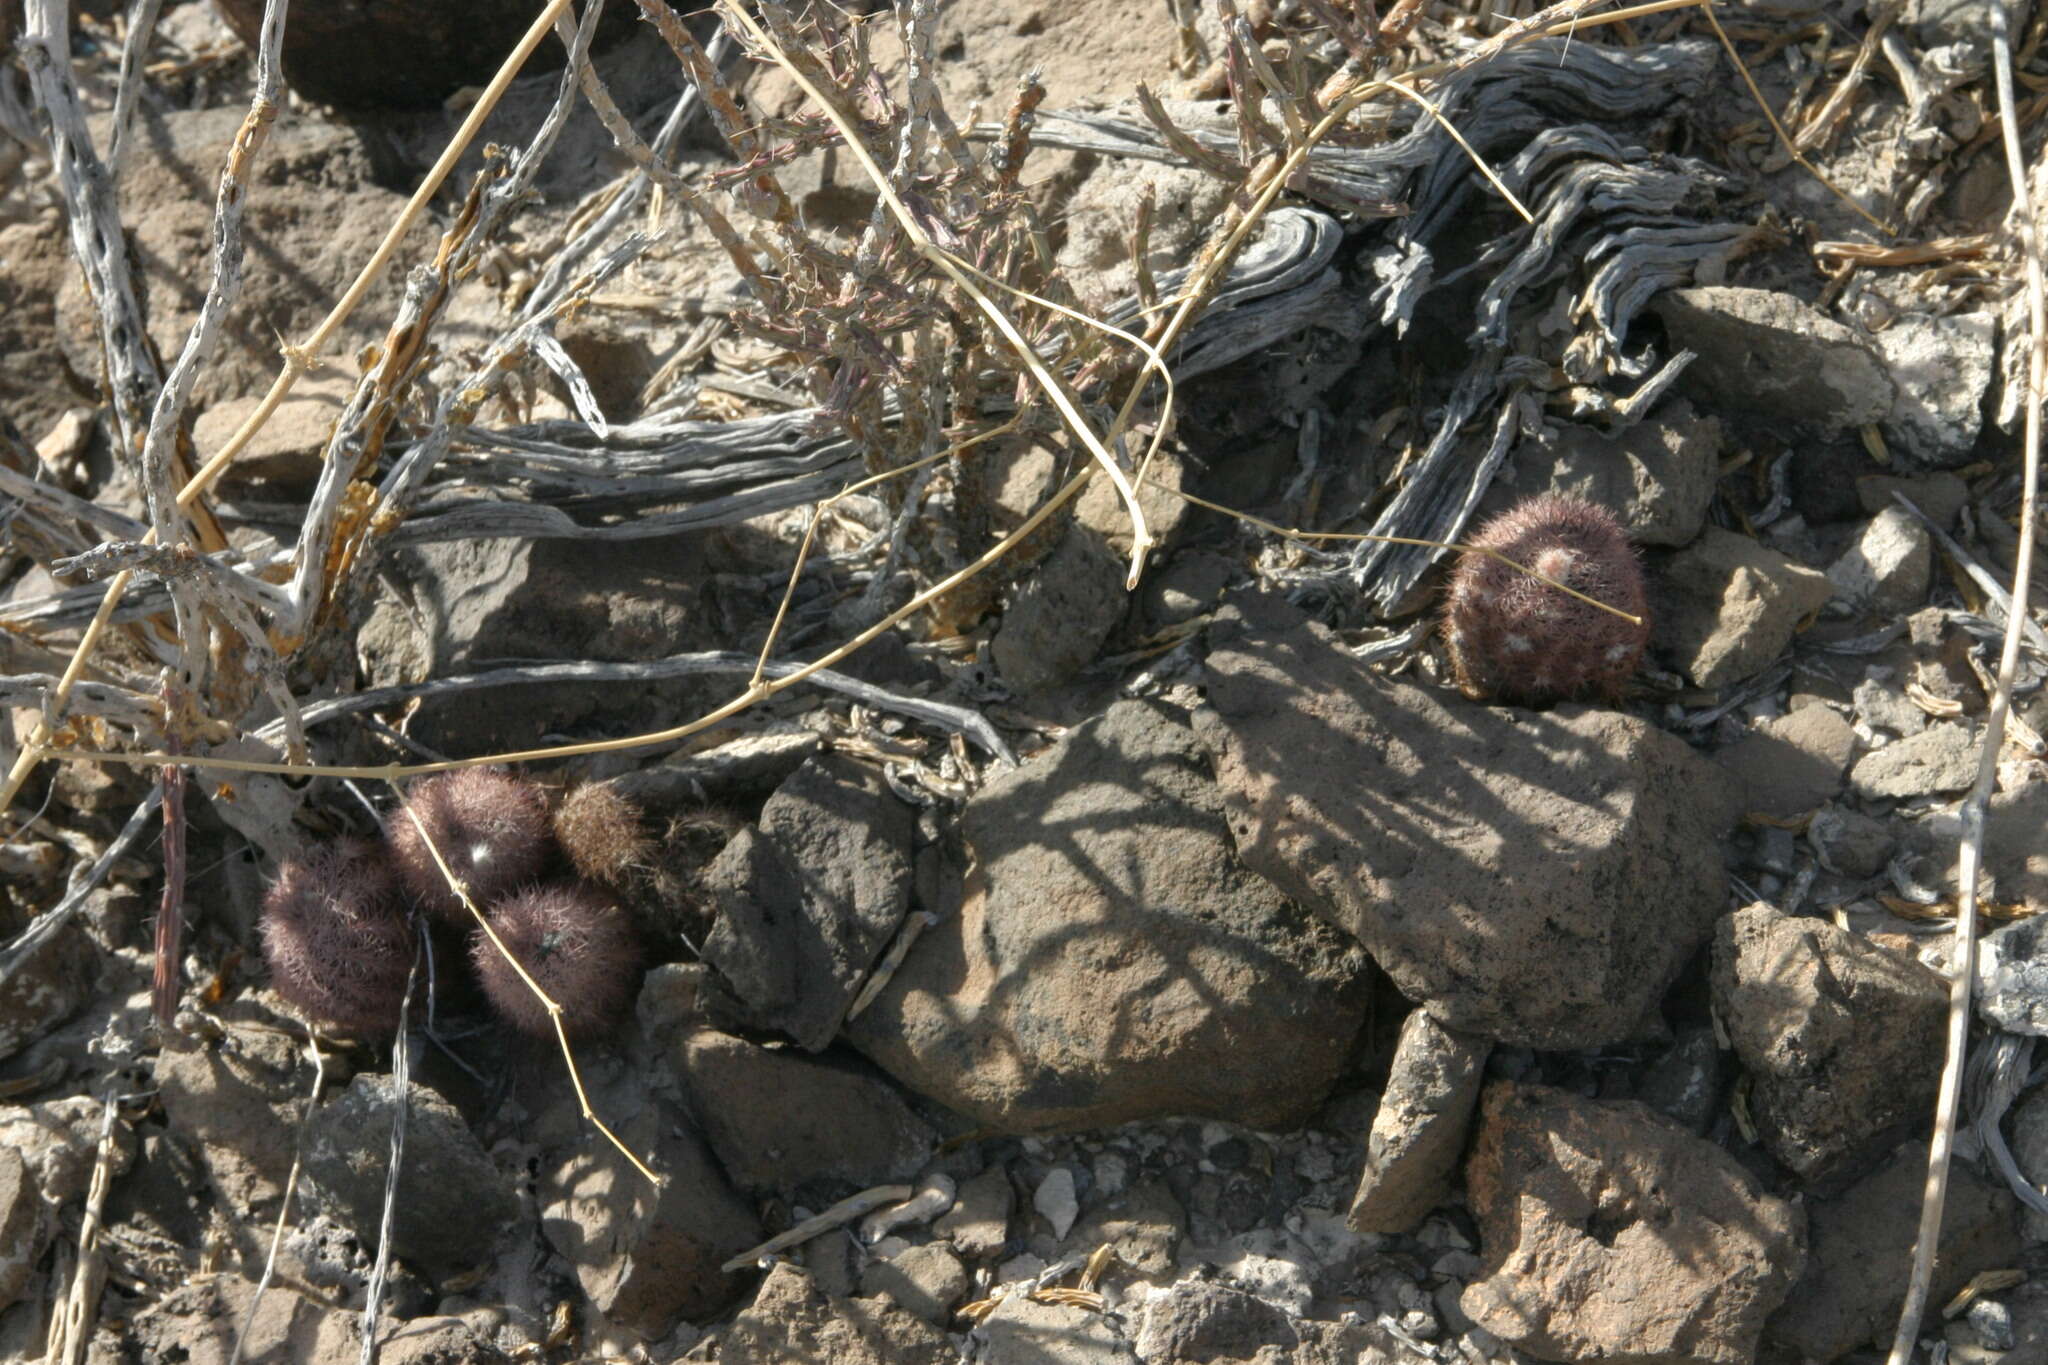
[3,1,2048,1364]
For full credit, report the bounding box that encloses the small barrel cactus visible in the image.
[259,839,418,1034]
[385,768,554,922]
[552,782,650,889]
[1441,492,1650,705]
[471,883,642,1039]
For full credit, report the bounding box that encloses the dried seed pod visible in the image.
[471,883,641,1039]
[259,839,417,1034]
[552,782,650,888]
[386,768,554,923]
[1442,493,1650,705]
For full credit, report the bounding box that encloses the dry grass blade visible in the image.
[1886,4,2043,1359]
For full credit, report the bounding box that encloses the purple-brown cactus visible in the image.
[385,768,554,923]
[259,839,417,1034]
[470,883,642,1039]
[552,782,650,889]
[1442,492,1650,705]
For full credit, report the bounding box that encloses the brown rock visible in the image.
[155,1023,319,1208]
[720,1263,954,1365]
[1654,287,1895,431]
[1493,399,1722,547]
[848,697,1374,1133]
[675,1028,934,1197]
[1767,1141,2019,1361]
[210,0,642,108]
[541,1094,759,1339]
[1463,1083,1804,1365]
[0,1146,42,1315]
[0,916,95,1064]
[1654,527,1836,690]
[1711,904,1946,1182]
[1348,1010,1489,1235]
[1196,593,1734,1049]
[106,1274,501,1365]
[858,1243,970,1325]
[1716,705,1858,819]
[934,1167,1015,1260]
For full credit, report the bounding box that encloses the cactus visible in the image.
[385,768,554,922]
[1442,492,1650,705]
[259,839,417,1034]
[471,883,642,1039]
[552,782,650,888]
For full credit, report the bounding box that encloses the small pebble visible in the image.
[1034,1167,1079,1241]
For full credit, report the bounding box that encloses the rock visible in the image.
[541,1094,760,1339]
[1712,904,1946,1181]
[1637,1025,1724,1135]
[1463,1083,1804,1365]
[1497,400,1721,547]
[1875,312,1996,462]
[935,1167,1015,1260]
[1655,527,1836,690]
[1854,674,1928,737]
[849,698,1373,1132]
[56,107,408,414]
[613,725,822,807]
[1058,162,1234,309]
[0,222,75,440]
[1142,550,1236,632]
[1035,1166,1081,1241]
[1071,1179,1185,1277]
[1828,508,1933,616]
[859,1243,969,1325]
[189,367,357,489]
[1767,1140,2019,1361]
[103,1273,499,1365]
[1981,781,2048,913]
[210,0,642,107]
[719,1263,954,1365]
[975,1293,1138,1365]
[1909,0,2030,47]
[0,1096,135,1211]
[991,524,1128,692]
[355,533,734,758]
[0,1146,42,1314]
[2008,1084,2048,1244]
[302,1076,515,1279]
[673,1028,934,1197]
[1716,705,1858,819]
[1809,806,1895,879]
[1848,722,1978,800]
[1859,472,1970,529]
[1976,913,2048,1036]
[1132,1276,1403,1365]
[0,916,95,1063]
[1654,287,1895,431]
[701,756,916,1051]
[1196,594,1733,1049]
[155,1024,316,1208]
[1348,1011,1489,1236]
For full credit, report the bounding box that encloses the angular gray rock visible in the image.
[1654,286,1895,431]
[302,1076,515,1279]
[1463,1083,1805,1365]
[1655,527,1836,690]
[1808,806,1895,879]
[1712,904,1946,1181]
[0,916,95,1063]
[1196,594,1733,1049]
[105,1273,498,1365]
[674,1027,934,1197]
[1133,1277,1403,1365]
[1828,508,1932,616]
[1875,311,1995,462]
[0,1146,41,1314]
[976,1294,1138,1365]
[935,1166,1016,1260]
[702,756,916,1051]
[541,1094,760,1339]
[1715,705,1858,819]
[719,1263,954,1365]
[848,697,1374,1132]
[1071,1178,1185,1277]
[1983,781,2048,914]
[1767,1140,2019,1361]
[1348,1010,1489,1236]
[1496,399,1721,547]
[2008,1084,2048,1244]
[859,1242,970,1325]
[1848,722,1978,800]
[991,524,1129,693]
[1975,913,2048,1036]
[155,1024,316,1209]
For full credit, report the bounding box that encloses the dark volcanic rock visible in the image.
[848,698,1374,1133]
[1196,593,1734,1049]
[1712,903,1946,1182]
[1348,1009,1489,1235]
[1464,1083,1805,1365]
[210,0,642,108]
[701,756,917,1051]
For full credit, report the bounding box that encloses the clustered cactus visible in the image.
[259,769,644,1039]
[1441,492,1650,706]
